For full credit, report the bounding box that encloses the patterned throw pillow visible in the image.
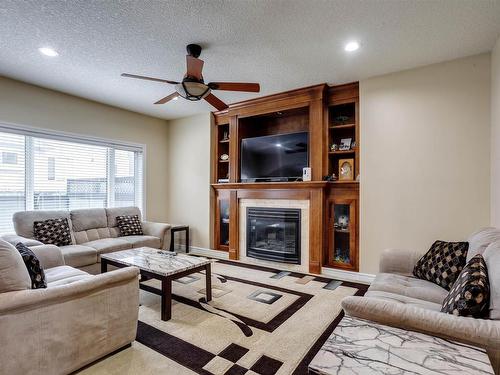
[33,217,72,247]
[441,254,489,318]
[116,215,143,236]
[413,240,468,291]
[15,243,47,289]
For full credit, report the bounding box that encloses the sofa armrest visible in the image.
[0,267,139,314]
[379,248,423,275]
[341,296,500,349]
[0,234,43,247]
[28,244,65,269]
[142,221,171,249]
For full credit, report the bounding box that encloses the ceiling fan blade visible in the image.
[154,92,179,105]
[121,73,178,85]
[204,93,228,111]
[186,55,204,80]
[208,82,260,92]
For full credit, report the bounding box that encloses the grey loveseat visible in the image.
[341,227,500,374]
[0,238,139,375]
[7,206,171,274]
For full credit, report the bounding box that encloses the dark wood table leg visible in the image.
[101,259,107,273]
[205,263,212,302]
[185,227,190,253]
[161,277,172,321]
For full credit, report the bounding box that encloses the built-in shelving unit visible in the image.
[210,83,360,272]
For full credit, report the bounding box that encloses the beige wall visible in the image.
[360,53,491,274]
[491,37,500,226]
[166,113,212,248]
[0,76,169,223]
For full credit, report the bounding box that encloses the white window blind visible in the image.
[0,126,144,233]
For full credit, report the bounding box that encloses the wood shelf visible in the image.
[219,139,230,143]
[328,149,356,155]
[334,229,350,233]
[329,123,355,129]
[218,159,229,163]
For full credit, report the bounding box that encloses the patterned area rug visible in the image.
[136,259,367,375]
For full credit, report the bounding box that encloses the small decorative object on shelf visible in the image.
[218,178,229,183]
[339,159,354,181]
[334,115,349,124]
[222,131,229,141]
[337,214,349,229]
[334,248,350,264]
[356,174,360,182]
[220,153,229,161]
[323,173,337,181]
[330,143,339,152]
[339,138,352,151]
[351,141,356,150]
[302,167,311,181]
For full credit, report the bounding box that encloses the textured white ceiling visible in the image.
[1,0,499,120]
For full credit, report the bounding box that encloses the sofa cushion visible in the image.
[60,245,97,268]
[413,240,469,291]
[34,217,73,247]
[467,227,500,262]
[70,208,108,231]
[369,273,449,304]
[121,235,161,249]
[106,207,142,228]
[116,215,144,236]
[44,265,91,287]
[483,240,500,320]
[13,210,74,241]
[81,238,132,255]
[73,227,112,244]
[365,290,443,312]
[15,243,47,289]
[0,234,43,247]
[441,254,490,318]
[0,239,31,293]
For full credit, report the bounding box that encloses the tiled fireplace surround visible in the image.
[239,199,310,273]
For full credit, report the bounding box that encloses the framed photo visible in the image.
[339,138,352,151]
[338,158,354,181]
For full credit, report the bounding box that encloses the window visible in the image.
[0,127,144,232]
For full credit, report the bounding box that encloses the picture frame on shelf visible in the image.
[339,138,352,151]
[338,158,354,181]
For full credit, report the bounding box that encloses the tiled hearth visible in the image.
[239,199,310,273]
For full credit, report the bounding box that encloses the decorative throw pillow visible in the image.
[116,215,143,236]
[413,240,468,291]
[15,243,47,289]
[33,217,72,247]
[441,254,489,318]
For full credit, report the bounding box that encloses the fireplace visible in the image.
[246,207,301,264]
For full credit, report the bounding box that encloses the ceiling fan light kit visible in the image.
[121,44,260,110]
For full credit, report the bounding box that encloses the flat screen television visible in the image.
[240,132,309,182]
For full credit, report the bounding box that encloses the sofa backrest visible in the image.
[71,208,111,244]
[467,227,500,262]
[483,240,500,320]
[13,207,143,245]
[13,210,74,241]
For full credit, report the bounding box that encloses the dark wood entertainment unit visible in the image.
[210,83,359,273]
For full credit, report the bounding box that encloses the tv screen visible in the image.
[240,132,308,181]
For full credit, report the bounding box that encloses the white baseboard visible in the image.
[189,246,373,285]
[321,267,374,285]
[190,246,229,260]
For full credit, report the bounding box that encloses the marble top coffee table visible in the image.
[101,247,212,321]
[308,316,493,375]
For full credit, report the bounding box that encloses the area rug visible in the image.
[136,259,367,375]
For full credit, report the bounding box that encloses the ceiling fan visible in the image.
[121,44,260,111]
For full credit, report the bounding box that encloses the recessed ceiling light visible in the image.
[38,47,59,57]
[344,41,360,52]
[172,96,178,100]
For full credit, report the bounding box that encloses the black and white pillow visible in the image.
[413,240,469,291]
[441,254,489,318]
[116,215,143,236]
[15,243,47,289]
[33,217,72,247]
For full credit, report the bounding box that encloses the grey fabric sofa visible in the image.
[0,238,139,375]
[342,227,500,374]
[9,206,171,274]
